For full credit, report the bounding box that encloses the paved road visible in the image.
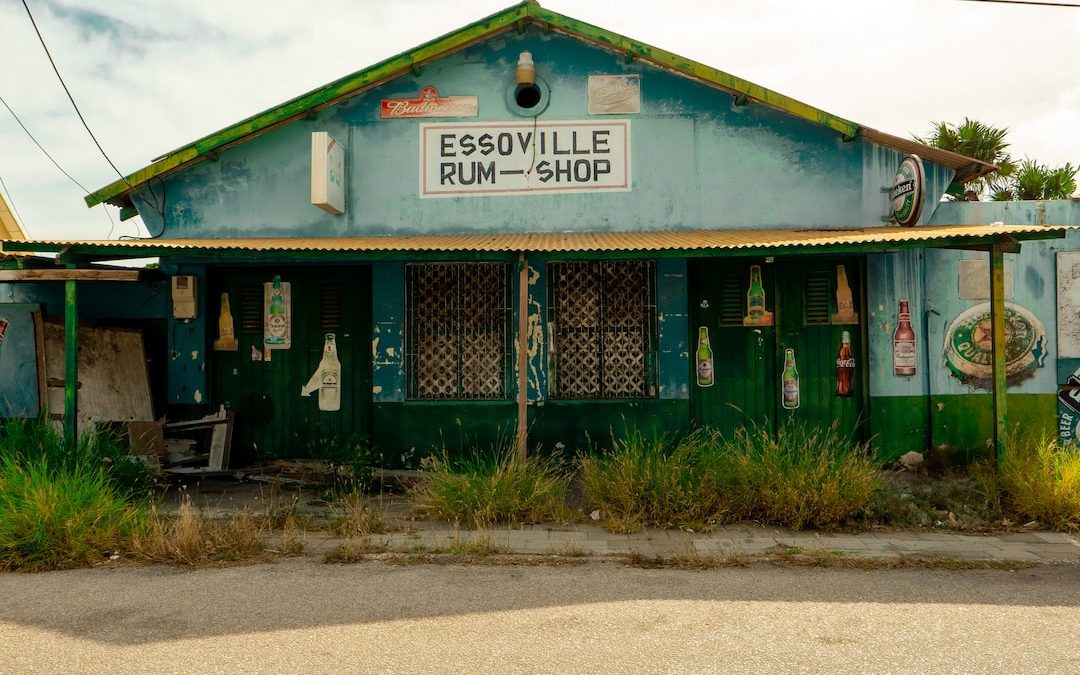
[1,558,1078,673]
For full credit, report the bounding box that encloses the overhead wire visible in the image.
[19,0,164,223]
[954,0,1080,7]
[0,93,121,238]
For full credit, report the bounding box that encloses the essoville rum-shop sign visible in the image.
[420,120,630,197]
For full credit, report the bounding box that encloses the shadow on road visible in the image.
[0,558,1078,646]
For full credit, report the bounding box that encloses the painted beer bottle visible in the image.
[319,333,342,412]
[836,330,855,397]
[781,348,800,410]
[893,298,917,376]
[266,275,288,344]
[696,326,714,388]
[747,265,766,321]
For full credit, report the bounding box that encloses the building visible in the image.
[1,2,1073,466]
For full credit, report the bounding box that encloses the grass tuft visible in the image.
[410,446,570,528]
[997,436,1080,530]
[331,491,388,536]
[130,497,269,567]
[0,454,143,572]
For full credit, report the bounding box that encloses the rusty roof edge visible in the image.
[857,127,997,181]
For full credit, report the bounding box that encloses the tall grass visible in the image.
[0,454,143,571]
[130,498,270,566]
[582,422,880,532]
[0,418,155,497]
[997,436,1080,530]
[411,446,571,528]
[580,429,732,532]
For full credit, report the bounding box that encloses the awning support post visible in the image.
[990,243,1007,464]
[516,252,529,461]
[63,274,79,449]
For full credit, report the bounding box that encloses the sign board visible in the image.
[890,154,925,226]
[943,301,1047,390]
[958,258,1014,300]
[588,75,640,115]
[420,120,631,197]
[1057,252,1080,358]
[311,131,345,214]
[381,86,478,119]
[263,278,292,350]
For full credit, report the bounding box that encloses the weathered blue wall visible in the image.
[135,27,953,239]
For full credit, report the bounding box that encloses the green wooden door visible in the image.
[689,260,774,432]
[773,259,865,440]
[210,266,371,465]
[689,257,866,442]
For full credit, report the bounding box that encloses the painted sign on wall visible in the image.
[588,75,640,115]
[1057,360,1080,441]
[381,86,478,118]
[264,276,292,350]
[420,120,630,197]
[1056,252,1080,358]
[301,333,342,411]
[943,301,1047,390]
[890,154,925,226]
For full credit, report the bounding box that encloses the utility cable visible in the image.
[955,0,1080,7]
[20,0,163,219]
[1,93,122,238]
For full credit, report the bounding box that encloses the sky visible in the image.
[1,0,1079,240]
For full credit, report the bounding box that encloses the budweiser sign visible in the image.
[381,87,478,119]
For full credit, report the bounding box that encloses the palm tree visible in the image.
[991,159,1078,201]
[915,118,1016,199]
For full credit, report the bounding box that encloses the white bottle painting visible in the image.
[301,333,342,412]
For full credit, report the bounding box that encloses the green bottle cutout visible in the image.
[266,275,288,345]
[747,265,766,320]
[696,326,714,388]
[781,347,800,410]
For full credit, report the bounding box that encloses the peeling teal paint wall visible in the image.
[135,28,951,239]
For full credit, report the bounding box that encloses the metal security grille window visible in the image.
[406,262,512,400]
[549,260,657,399]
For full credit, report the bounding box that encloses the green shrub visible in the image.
[411,446,570,528]
[998,436,1080,530]
[582,422,880,532]
[724,422,881,530]
[0,454,144,571]
[580,429,731,532]
[0,418,155,498]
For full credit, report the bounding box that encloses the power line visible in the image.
[20,0,162,219]
[0,93,121,238]
[0,94,91,194]
[955,0,1080,7]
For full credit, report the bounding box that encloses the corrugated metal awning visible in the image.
[1,223,1068,259]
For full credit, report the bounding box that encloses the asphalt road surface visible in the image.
[1,558,1078,673]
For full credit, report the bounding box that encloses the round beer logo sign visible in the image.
[890,154,925,226]
[943,301,1047,390]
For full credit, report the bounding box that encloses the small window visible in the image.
[804,270,831,325]
[406,263,511,400]
[239,285,262,333]
[549,260,657,399]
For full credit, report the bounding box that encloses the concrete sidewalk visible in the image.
[294,522,1080,563]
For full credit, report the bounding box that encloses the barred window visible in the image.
[549,260,657,399]
[406,263,511,400]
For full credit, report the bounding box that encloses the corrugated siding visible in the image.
[4,224,1069,255]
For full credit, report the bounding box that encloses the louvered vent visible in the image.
[717,269,746,326]
[804,271,831,325]
[240,285,262,332]
[320,285,342,332]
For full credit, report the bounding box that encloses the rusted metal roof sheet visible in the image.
[2,224,1067,257]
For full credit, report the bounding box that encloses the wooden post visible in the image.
[516,252,529,461]
[63,275,78,449]
[989,243,1007,463]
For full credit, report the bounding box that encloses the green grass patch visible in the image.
[0,454,144,572]
[410,446,571,528]
[997,436,1080,530]
[583,422,880,532]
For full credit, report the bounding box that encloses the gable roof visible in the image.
[85,1,995,209]
[0,191,26,256]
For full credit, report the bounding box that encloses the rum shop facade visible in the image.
[2,2,1072,467]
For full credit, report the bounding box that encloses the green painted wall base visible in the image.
[372,399,689,468]
[870,393,1057,463]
